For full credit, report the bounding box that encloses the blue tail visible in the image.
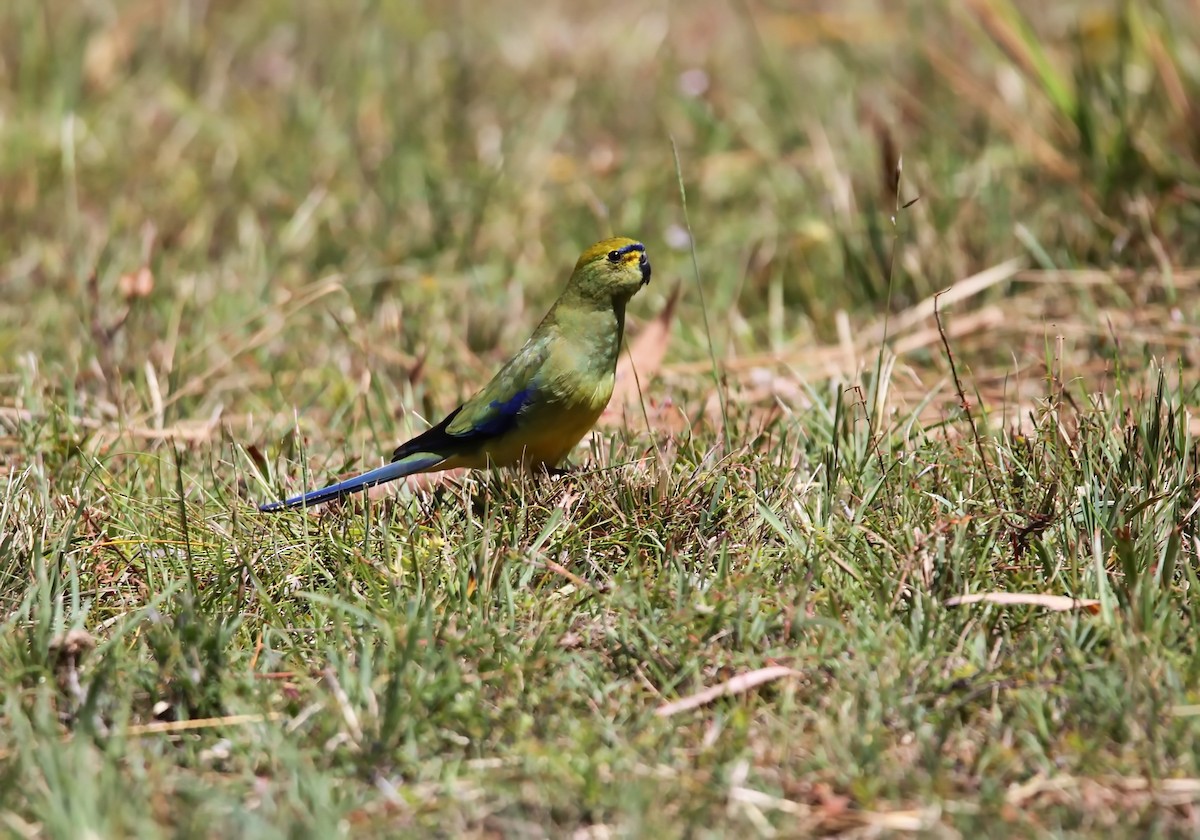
[259,455,444,511]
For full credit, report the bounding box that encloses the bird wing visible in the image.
[390,336,549,462]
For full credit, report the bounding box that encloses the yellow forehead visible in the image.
[575,237,644,269]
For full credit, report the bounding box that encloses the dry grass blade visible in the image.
[1007,774,1200,808]
[860,257,1024,345]
[655,665,798,717]
[123,713,284,737]
[943,593,1101,612]
[0,406,225,448]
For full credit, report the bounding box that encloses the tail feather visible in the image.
[259,454,444,511]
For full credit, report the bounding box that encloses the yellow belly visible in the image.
[476,401,605,469]
[451,370,613,471]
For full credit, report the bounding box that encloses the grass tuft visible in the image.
[4,0,1200,834]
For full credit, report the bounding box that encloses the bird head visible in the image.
[567,237,651,306]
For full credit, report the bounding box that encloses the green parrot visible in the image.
[260,237,651,510]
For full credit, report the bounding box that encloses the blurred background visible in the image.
[2,0,1199,442]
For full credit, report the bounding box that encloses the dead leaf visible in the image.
[943,593,1101,613]
[655,665,798,717]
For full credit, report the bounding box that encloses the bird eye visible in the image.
[607,249,621,263]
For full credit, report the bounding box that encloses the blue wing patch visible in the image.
[473,387,534,436]
[390,385,536,463]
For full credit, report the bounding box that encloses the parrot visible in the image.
[259,236,651,511]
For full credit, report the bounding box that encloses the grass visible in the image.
[4,0,1200,835]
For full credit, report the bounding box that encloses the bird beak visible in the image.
[639,253,652,286]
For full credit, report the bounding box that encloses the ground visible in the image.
[3,0,1200,836]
